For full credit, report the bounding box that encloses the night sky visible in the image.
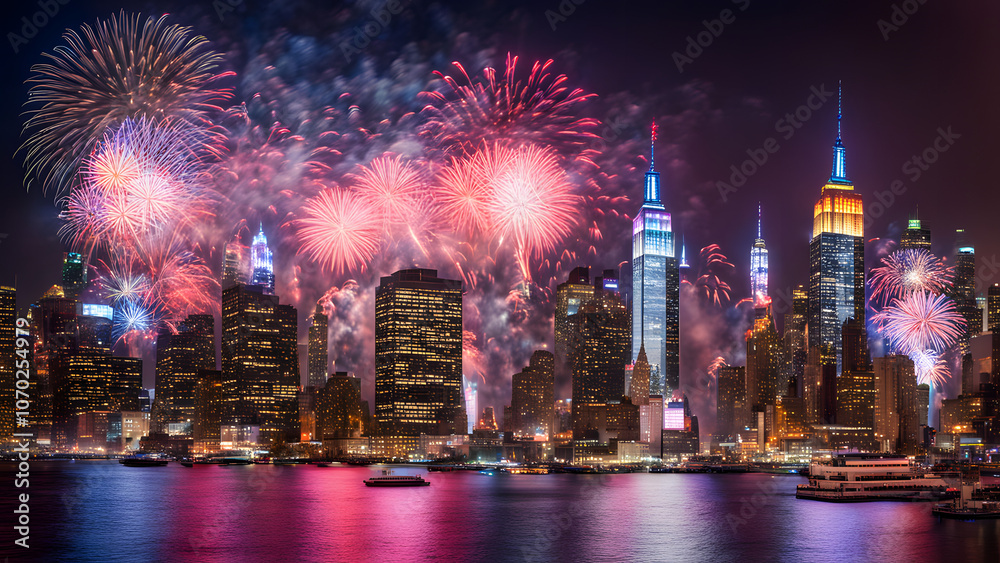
[1,0,997,414]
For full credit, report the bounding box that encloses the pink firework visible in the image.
[875,291,965,354]
[87,145,140,192]
[436,155,494,235]
[422,53,599,156]
[297,188,381,273]
[870,248,953,307]
[910,349,950,388]
[491,144,576,258]
[58,183,106,252]
[354,155,425,230]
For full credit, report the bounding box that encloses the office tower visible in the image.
[463,375,478,434]
[717,365,748,438]
[750,204,768,305]
[51,352,141,448]
[841,318,872,373]
[571,276,630,441]
[308,303,329,388]
[375,269,463,436]
[511,350,555,438]
[77,304,113,353]
[632,123,680,396]
[250,224,275,295]
[808,86,864,375]
[154,314,215,433]
[899,213,931,251]
[61,252,87,300]
[30,285,78,444]
[221,284,299,444]
[193,369,224,449]
[222,237,250,287]
[316,372,367,440]
[988,284,1000,331]
[873,356,915,452]
[916,383,930,427]
[555,268,593,372]
[679,241,691,282]
[804,345,836,424]
[782,285,808,396]
[746,303,781,412]
[629,344,650,406]
[953,239,982,350]
[0,286,14,442]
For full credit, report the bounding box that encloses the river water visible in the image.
[0,461,997,562]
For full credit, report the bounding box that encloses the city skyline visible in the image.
[1,0,998,425]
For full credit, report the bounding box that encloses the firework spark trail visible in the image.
[421,53,600,159]
[869,248,954,307]
[20,11,231,196]
[683,244,734,308]
[874,291,966,355]
[354,155,427,233]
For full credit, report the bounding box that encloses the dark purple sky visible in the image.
[2,0,998,407]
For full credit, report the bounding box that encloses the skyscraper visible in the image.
[0,286,15,442]
[717,365,748,438]
[308,303,329,389]
[571,275,630,441]
[222,236,250,288]
[953,238,982,351]
[988,283,1000,331]
[632,123,679,396]
[317,372,367,440]
[30,285,78,444]
[61,252,87,300]
[746,303,781,412]
[154,314,215,433]
[808,85,865,375]
[374,269,463,436]
[221,284,299,444]
[555,267,593,393]
[750,204,768,305]
[873,355,918,453]
[899,213,931,251]
[463,375,478,434]
[250,224,275,295]
[77,304,113,353]
[510,350,555,438]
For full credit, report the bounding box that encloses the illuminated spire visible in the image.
[680,239,689,268]
[251,223,275,295]
[757,203,762,241]
[830,81,848,183]
[642,120,664,208]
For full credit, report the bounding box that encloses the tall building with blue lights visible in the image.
[807,84,865,375]
[750,204,768,305]
[632,123,680,396]
[250,224,275,295]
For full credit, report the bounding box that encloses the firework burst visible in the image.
[296,188,381,273]
[354,155,426,232]
[421,53,600,158]
[20,11,231,196]
[874,291,965,354]
[869,248,953,307]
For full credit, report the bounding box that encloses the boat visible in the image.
[180,460,194,468]
[219,457,253,466]
[932,468,1000,520]
[364,470,430,487]
[427,465,458,472]
[478,467,509,476]
[119,456,170,467]
[796,453,957,502]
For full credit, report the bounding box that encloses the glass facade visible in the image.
[632,159,678,396]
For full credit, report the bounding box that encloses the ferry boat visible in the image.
[796,453,956,502]
[364,470,430,487]
[932,469,1000,520]
[119,456,170,467]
